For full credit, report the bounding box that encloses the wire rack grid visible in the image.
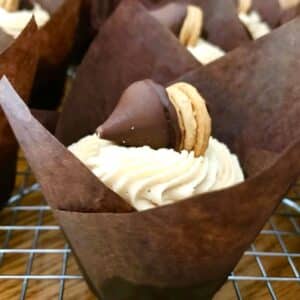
[0,155,300,300]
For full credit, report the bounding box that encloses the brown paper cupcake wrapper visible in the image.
[82,0,120,32]
[1,76,300,298]
[55,0,199,146]
[2,16,300,299]
[27,0,81,109]
[0,20,39,204]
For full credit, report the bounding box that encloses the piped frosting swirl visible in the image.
[69,135,244,211]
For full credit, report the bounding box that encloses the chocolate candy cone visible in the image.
[0,20,39,204]
[27,0,81,109]
[1,78,300,299]
[2,16,300,299]
[97,80,181,149]
[55,0,199,146]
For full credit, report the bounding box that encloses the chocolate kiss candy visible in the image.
[97,80,212,157]
[97,79,181,150]
[149,2,187,35]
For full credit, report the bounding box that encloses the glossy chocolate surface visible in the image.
[98,80,181,149]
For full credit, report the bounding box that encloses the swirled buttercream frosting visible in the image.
[69,135,244,211]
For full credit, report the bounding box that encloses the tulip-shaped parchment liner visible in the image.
[1,77,300,299]
[2,17,300,299]
[28,0,81,109]
[55,0,199,146]
[0,19,39,204]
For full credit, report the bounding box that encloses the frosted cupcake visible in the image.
[69,80,244,211]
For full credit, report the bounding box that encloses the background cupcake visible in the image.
[0,19,39,205]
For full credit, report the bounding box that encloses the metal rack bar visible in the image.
[250,244,277,300]
[19,209,44,300]
[58,244,71,300]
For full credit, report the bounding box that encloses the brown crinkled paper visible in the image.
[1,15,300,300]
[76,0,251,52]
[24,0,81,109]
[55,0,199,146]
[0,19,39,205]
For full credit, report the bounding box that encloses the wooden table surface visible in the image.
[0,157,300,300]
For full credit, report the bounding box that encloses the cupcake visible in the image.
[147,0,299,65]
[70,80,245,211]
[0,0,82,110]
[1,15,300,299]
[149,0,249,64]
[0,19,39,204]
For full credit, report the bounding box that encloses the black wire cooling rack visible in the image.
[0,154,300,300]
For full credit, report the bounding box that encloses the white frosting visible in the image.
[69,135,244,211]
[239,11,271,40]
[187,38,225,65]
[0,4,50,38]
